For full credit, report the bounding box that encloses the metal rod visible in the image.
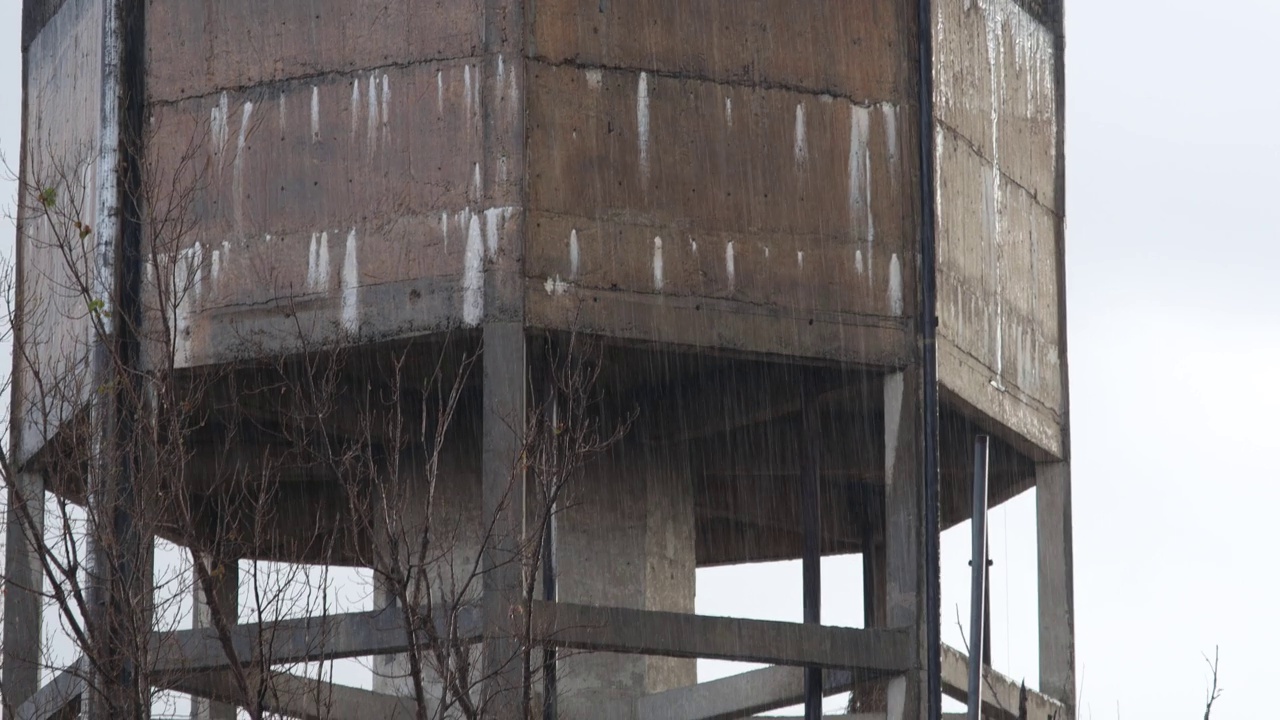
[541,513,558,720]
[542,375,559,720]
[801,399,822,720]
[983,558,992,667]
[916,0,943,713]
[861,521,878,630]
[967,435,991,720]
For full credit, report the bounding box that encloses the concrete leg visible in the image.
[849,530,890,714]
[1036,461,1075,711]
[192,556,238,720]
[3,471,45,712]
[883,371,925,720]
[481,322,527,718]
[371,442,483,717]
[555,439,697,720]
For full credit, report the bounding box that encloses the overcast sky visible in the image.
[3,1,1279,717]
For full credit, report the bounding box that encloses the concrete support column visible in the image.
[480,322,528,717]
[3,471,45,711]
[370,441,483,715]
[192,556,239,720]
[883,370,925,720]
[849,525,891,714]
[555,439,697,720]
[1036,461,1076,711]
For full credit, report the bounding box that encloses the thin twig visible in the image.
[1203,646,1222,720]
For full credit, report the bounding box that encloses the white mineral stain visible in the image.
[233,101,253,231]
[652,236,663,291]
[381,73,391,145]
[726,241,736,291]
[637,73,651,183]
[484,207,502,258]
[350,78,360,141]
[880,103,898,185]
[888,253,904,315]
[367,72,379,153]
[849,102,875,285]
[307,232,332,290]
[341,228,359,333]
[310,85,320,142]
[211,92,230,163]
[794,103,808,165]
[569,229,581,278]
[544,276,569,295]
[463,214,485,325]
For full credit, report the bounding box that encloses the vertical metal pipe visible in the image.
[801,399,822,720]
[87,0,147,715]
[967,436,991,720]
[541,375,559,720]
[541,513,557,720]
[983,559,992,667]
[916,0,943,715]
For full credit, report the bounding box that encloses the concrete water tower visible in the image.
[6,0,1074,719]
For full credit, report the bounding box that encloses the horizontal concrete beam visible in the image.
[153,604,483,673]
[752,715,966,720]
[530,600,913,671]
[15,658,85,720]
[166,669,416,720]
[940,643,1066,720]
[638,665,858,720]
[752,715,883,720]
[24,603,909,720]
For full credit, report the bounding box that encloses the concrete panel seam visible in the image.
[148,53,501,107]
[936,119,1059,217]
[528,56,902,106]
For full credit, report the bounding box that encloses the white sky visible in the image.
[3,1,1279,717]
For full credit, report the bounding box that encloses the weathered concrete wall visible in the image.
[143,0,520,366]
[525,0,919,365]
[15,0,104,463]
[22,0,71,49]
[933,0,1063,456]
[133,0,925,370]
[557,439,697,719]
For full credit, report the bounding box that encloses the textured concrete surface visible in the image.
[555,440,696,719]
[13,0,104,463]
[525,0,918,361]
[127,0,923,368]
[933,0,1065,457]
[18,0,1069,461]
